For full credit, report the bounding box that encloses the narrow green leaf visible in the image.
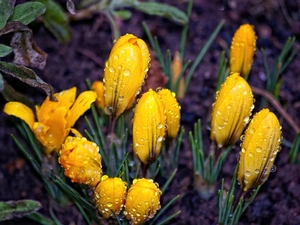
[26,212,56,225]
[0,0,13,29]
[134,2,188,25]
[0,44,13,57]
[37,0,72,44]
[289,132,300,163]
[9,2,46,25]
[0,61,56,101]
[113,10,132,20]
[0,200,42,221]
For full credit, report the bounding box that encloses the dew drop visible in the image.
[240,135,245,141]
[249,128,255,134]
[270,165,277,173]
[249,152,253,157]
[114,55,119,60]
[241,148,246,153]
[105,106,113,115]
[157,123,163,129]
[157,136,163,142]
[245,171,251,177]
[106,202,113,207]
[123,69,131,76]
[255,169,260,174]
[109,67,115,73]
[256,146,262,153]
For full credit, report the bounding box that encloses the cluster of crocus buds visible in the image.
[229,24,256,78]
[124,178,162,225]
[210,72,255,148]
[238,108,282,191]
[102,33,151,119]
[132,88,181,165]
[3,87,96,154]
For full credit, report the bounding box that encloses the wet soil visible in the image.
[1,0,300,224]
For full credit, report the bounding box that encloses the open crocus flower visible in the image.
[230,24,256,78]
[94,175,127,218]
[157,88,181,139]
[103,33,150,119]
[210,73,254,148]
[132,89,166,164]
[59,136,102,187]
[3,87,97,154]
[124,178,161,225]
[238,108,282,192]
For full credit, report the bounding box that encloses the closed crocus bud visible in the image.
[58,136,102,187]
[157,88,181,139]
[124,178,161,225]
[171,51,185,99]
[211,73,254,148]
[94,175,127,218]
[230,24,256,78]
[104,33,150,119]
[132,89,166,164]
[92,81,105,109]
[238,109,282,192]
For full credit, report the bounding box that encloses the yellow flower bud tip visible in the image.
[230,24,256,77]
[94,175,127,219]
[132,89,166,164]
[104,33,150,119]
[92,81,105,109]
[58,136,102,187]
[211,72,255,148]
[124,178,161,225]
[238,108,282,192]
[171,51,184,99]
[157,88,181,139]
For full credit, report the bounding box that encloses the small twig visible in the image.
[77,48,104,67]
[251,86,299,133]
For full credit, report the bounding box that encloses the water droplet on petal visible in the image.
[123,69,131,76]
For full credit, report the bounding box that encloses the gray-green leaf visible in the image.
[9,2,46,25]
[0,200,42,221]
[0,0,14,29]
[37,0,72,44]
[134,2,188,25]
[0,61,56,101]
[0,44,13,57]
[113,10,132,20]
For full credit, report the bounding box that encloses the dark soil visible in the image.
[1,0,300,225]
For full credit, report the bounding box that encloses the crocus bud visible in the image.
[238,109,282,192]
[211,73,254,148]
[58,136,102,187]
[171,51,185,99]
[230,24,256,78]
[157,88,181,139]
[132,89,166,164]
[92,81,105,109]
[104,33,150,119]
[94,175,127,218]
[124,178,161,225]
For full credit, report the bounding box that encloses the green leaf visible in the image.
[0,200,42,221]
[134,2,188,25]
[37,0,72,44]
[0,61,56,100]
[9,2,46,25]
[0,44,13,57]
[0,0,13,29]
[113,10,132,20]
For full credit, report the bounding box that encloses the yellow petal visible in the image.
[171,51,185,99]
[66,90,97,127]
[92,81,105,109]
[36,87,76,122]
[230,24,256,78]
[210,73,254,148]
[124,178,161,225]
[94,175,127,218]
[104,33,150,118]
[238,109,282,191]
[132,89,166,164]
[157,88,181,139]
[33,107,68,154]
[3,102,35,128]
[59,136,102,187]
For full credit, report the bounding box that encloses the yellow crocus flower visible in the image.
[94,175,127,218]
[124,178,161,225]
[157,88,181,139]
[238,108,282,192]
[92,81,105,109]
[3,87,97,154]
[132,89,166,164]
[59,136,102,187]
[229,24,256,78]
[211,73,254,148]
[104,33,150,119]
